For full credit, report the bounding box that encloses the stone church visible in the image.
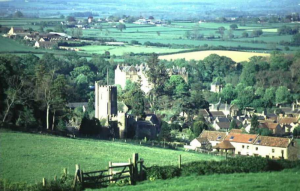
[94,82,160,139]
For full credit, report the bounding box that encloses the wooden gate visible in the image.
[73,153,145,188]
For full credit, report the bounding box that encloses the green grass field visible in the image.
[2,18,300,57]
[77,45,189,56]
[0,130,221,184]
[102,169,300,191]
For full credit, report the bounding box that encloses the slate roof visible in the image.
[216,122,231,129]
[199,130,227,141]
[199,109,210,117]
[210,111,226,118]
[225,132,258,144]
[217,117,230,122]
[253,136,291,148]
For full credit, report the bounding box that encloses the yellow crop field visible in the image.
[159,50,270,62]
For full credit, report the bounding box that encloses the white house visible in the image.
[184,137,210,151]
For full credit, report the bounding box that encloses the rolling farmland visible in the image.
[159,50,270,62]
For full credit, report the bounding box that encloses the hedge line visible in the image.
[146,157,300,180]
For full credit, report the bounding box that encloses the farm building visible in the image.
[7,27,29,36]
[34,41,56,49]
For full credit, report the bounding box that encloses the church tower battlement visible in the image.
[95,82,118,120]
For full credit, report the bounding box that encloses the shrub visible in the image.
[181,157,286,176]
[146,166,181,180]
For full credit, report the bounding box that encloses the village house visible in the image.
[224,132,258,156]
[88,16,93,23]
[193,130,298,160]
[278,117,299,133]
[184,137,210,151]
[210,81,222,93]
[252,136,298,160]
[198,130,227,147]
[213,121,231,131]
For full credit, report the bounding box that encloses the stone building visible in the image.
[115,64,188,94]
[95,83,118,120]
[94,82,160,139]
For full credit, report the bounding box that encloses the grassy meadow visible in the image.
[77,45,189,56]
[102,169,300,191]
[159,50,270,62]
[0,130,222,184]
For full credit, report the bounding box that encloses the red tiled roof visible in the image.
[253,136,290,148]
[199,130,227,141]
[224,132,258,144]
[264,123,280,130]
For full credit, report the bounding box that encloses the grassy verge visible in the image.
[102,169,300,191]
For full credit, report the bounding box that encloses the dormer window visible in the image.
[257,140,261,145]
[217,136,222,141]
[248,138,253,142]
[230,136,234,140]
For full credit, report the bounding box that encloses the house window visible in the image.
[247,146,249,149]
[272,149,275,153]
[238,152,241,155]
[242,145,245,149]
[266,155,269,158]
[272,156,275,159]
[256,147,258,151]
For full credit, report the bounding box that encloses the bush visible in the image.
[0,174,81,191]
[146,166,181,180]
[181,157,286,176]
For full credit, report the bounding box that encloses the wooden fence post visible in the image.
[73,164,80,188]
[178,155,182,169]
[109,161,113,183]
[64,168,67,177]
[42,178,46,187]
[139,158,144,180]
[132,153,138,184]
[129,158,133,184]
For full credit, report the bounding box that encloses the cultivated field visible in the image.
[103,169,300,191]
[0,130,222,183]
[159,50,270,62]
